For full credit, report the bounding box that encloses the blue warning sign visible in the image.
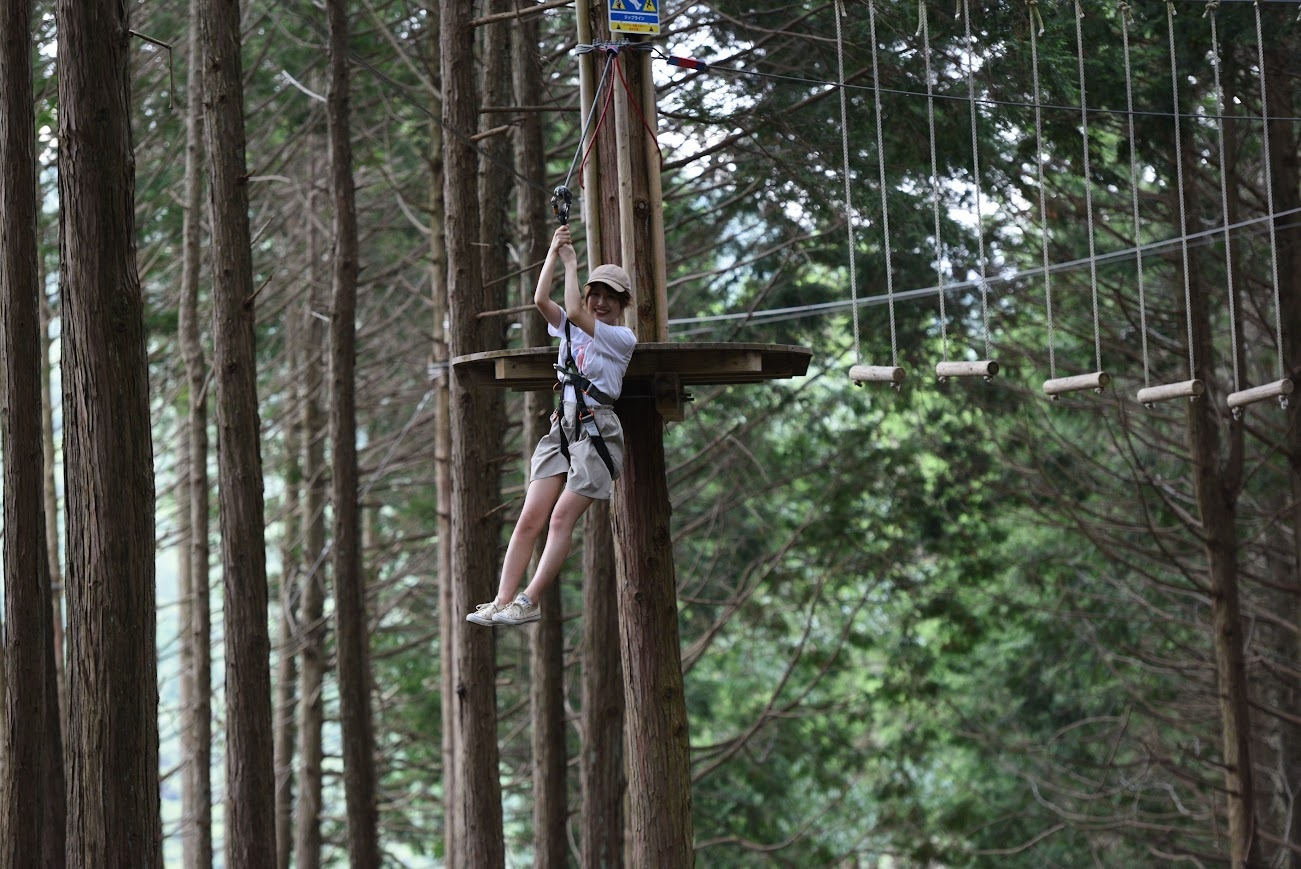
[609,0,660,35]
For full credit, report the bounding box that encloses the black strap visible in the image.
[555,320,617,479]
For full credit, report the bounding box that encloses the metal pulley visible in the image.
[551,185,572,226]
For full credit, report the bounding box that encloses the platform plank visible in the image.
[454,342,812,391]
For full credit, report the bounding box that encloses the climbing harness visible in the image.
[553,320,618,479]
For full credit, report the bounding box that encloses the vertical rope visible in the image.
[1207,2,1241,394]
[1254,0,1286,384]
[1073,0,1103,373]
[1029,0,1054,379]
[962,0,992,360]
[921,3,949,362]
[868,0,898,368]
[1166,1,1197,381]
[1120,3,1150,388]
[834,0,862,366]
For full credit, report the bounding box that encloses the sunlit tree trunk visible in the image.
[1,0,66,861]
[56,0,159,862]
[203,0,276,859]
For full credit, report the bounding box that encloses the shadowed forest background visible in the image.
[1,0,1300,866]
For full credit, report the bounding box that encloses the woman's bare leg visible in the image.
[493,474,565,605]
[520,488,595,602]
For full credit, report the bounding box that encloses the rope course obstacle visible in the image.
[461,0,1292,424]
[1041,0,1110,398]
[1225,0,1294,415]
[935,0,999,383]
[843,0,906,387]
[1133,0,1205,406]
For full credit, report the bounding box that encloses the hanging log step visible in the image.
[849,364,906,386]
[1227,378,1293,415]
[1136,379,1204,406]
[1043,371,1109,399]
[936,360,999,381]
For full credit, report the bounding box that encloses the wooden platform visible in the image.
[452,342,813,391]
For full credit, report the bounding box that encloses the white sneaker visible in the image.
[466,600,504,626]
[492,593,541,625]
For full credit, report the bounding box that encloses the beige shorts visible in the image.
[530,402,624,500]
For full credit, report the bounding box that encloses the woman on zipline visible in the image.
[467,224,636,626]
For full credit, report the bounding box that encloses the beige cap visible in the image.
[585,264,633,302]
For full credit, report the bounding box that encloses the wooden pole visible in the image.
[574,5,627,864]
[596,16,696,867]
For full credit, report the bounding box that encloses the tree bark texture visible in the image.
[1,0,66,862]
[55,0,161,863]
[580,501,626,868]
[1180,135,1259,864]
[574,9,629,863]
[295,172,329,869]
[610,399,693,868]
[39,289,66,736]
[179,0,213,862]
[426,12,458,856]
[1262,34,1301,867]
[590,12,694,866]
[512,11,570,861]
[325,0,381,862]
[203,0,277,861]
[442,2,506,865]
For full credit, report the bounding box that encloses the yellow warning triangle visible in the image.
[644,0,655,9]
[611,0,626,8]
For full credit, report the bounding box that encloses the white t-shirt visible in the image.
[551,312,637,405]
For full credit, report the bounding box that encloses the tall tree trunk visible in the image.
[442,2,505,865]
[1180,134,1259,864]
[1263,32,1301,867]
[55,0,160,863]
[572,11,628,864]
[295,171,329,869]
[179,0,213,861]
[511,10,569,864]
[274,529,299,869]
[427,11,457,857]
[203,0,277,860]
[583,10,693,863]
[325,0,380,862]
[580,501,625,866]
[273,318,301,869]
[1,0,66,861]
[39,271,65,736]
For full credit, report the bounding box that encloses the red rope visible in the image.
[577,60,617,189]
[614,53,663,167]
